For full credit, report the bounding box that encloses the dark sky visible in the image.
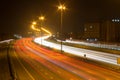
[0,0,120,34]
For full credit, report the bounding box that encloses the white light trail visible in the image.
[34,36,120,66]
[65,40,120,50]
[0,39,14,44]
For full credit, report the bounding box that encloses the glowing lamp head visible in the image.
[39,16,45,20]
[32,21,37,25]
[58,5,66,10]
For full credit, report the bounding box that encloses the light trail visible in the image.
[0,39,13,44]
[15,38,84,80]
[65,39,120,50]
[13,38,120,79]
[34,36,120,66]
[25,46,98,80]
[31,23,52,36]
[41,27,52,36]
[27,38,120,79]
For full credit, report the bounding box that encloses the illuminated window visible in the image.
[84,28,87,31]
[112,19,120,22]
[90,26,93,28]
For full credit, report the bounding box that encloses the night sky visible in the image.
[0,0,120,35]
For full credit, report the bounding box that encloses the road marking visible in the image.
[14,50,35,80]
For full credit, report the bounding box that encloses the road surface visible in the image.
[1,38,120,80]
[13,38,120,79]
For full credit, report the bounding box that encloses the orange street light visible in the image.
[32,21,37,25]
[58,5,66,10]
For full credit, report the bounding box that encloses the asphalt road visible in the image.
[0,45,11,80]
[1,38,120,80]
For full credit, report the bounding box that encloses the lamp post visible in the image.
[39,16,45,45]
[58,4,66,53]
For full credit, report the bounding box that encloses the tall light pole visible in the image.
[58,4,66,53]
[39,16,45,45]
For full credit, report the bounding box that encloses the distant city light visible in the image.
[32,21,37,25]
[90,26,93,28]
[14,34,22,38]
[39,16,45,21]
[112,19,120,22]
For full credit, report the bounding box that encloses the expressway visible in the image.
[13,38,83,80]
[6,37,120,80]
[0,43,11,80]
[34,36,120,66]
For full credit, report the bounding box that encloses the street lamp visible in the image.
[58,4,66,53]
[39,16,45,45]
[32,21,37,25]
[39,16,45,21]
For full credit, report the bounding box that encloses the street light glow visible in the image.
[39,16,45,21]
[31,25,34,29]
[32,21,37,25]
[58,5,66,10]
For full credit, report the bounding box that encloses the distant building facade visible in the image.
[83,19,120,42]
[83,22,100,40]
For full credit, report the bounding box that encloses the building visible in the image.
[101,19,120,42]
[83,22,100,41]
[83,19,120,42]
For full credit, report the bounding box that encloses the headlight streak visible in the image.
[34,36,120,66]
[0,39,14,44]
[65,40,120,50]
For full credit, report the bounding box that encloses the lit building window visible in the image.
[90,26,93,28]
[112,19,120,22]
[84,28,87,31]
[112,19,114,22]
